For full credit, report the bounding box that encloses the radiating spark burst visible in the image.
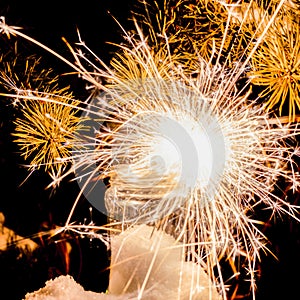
[0,0,299,299]
[229,0,300,122]
[13,93,82,177]
[71,44,300,298]
[134,0,255,68]
[65,3,299,294]
[0,55,83,182]
[249,14,300,122]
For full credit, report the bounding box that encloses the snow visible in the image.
[24,225,220,300]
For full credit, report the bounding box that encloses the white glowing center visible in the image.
[150,117,213,189]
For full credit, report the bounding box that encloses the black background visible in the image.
[0,1,299,299]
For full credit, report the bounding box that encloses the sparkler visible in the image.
[134,0,251,66]
[72,34,300,298]
[0,55,83,182]
[0,0,299,299]
[249,13,300,122]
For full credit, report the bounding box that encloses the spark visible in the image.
[249,12,300,122]
[0,54,84,181]
[12,92,83,177]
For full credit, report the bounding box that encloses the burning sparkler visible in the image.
[249,12,300,122]
[0,54,83,183]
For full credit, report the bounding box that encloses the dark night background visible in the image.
[0,1,299,299]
